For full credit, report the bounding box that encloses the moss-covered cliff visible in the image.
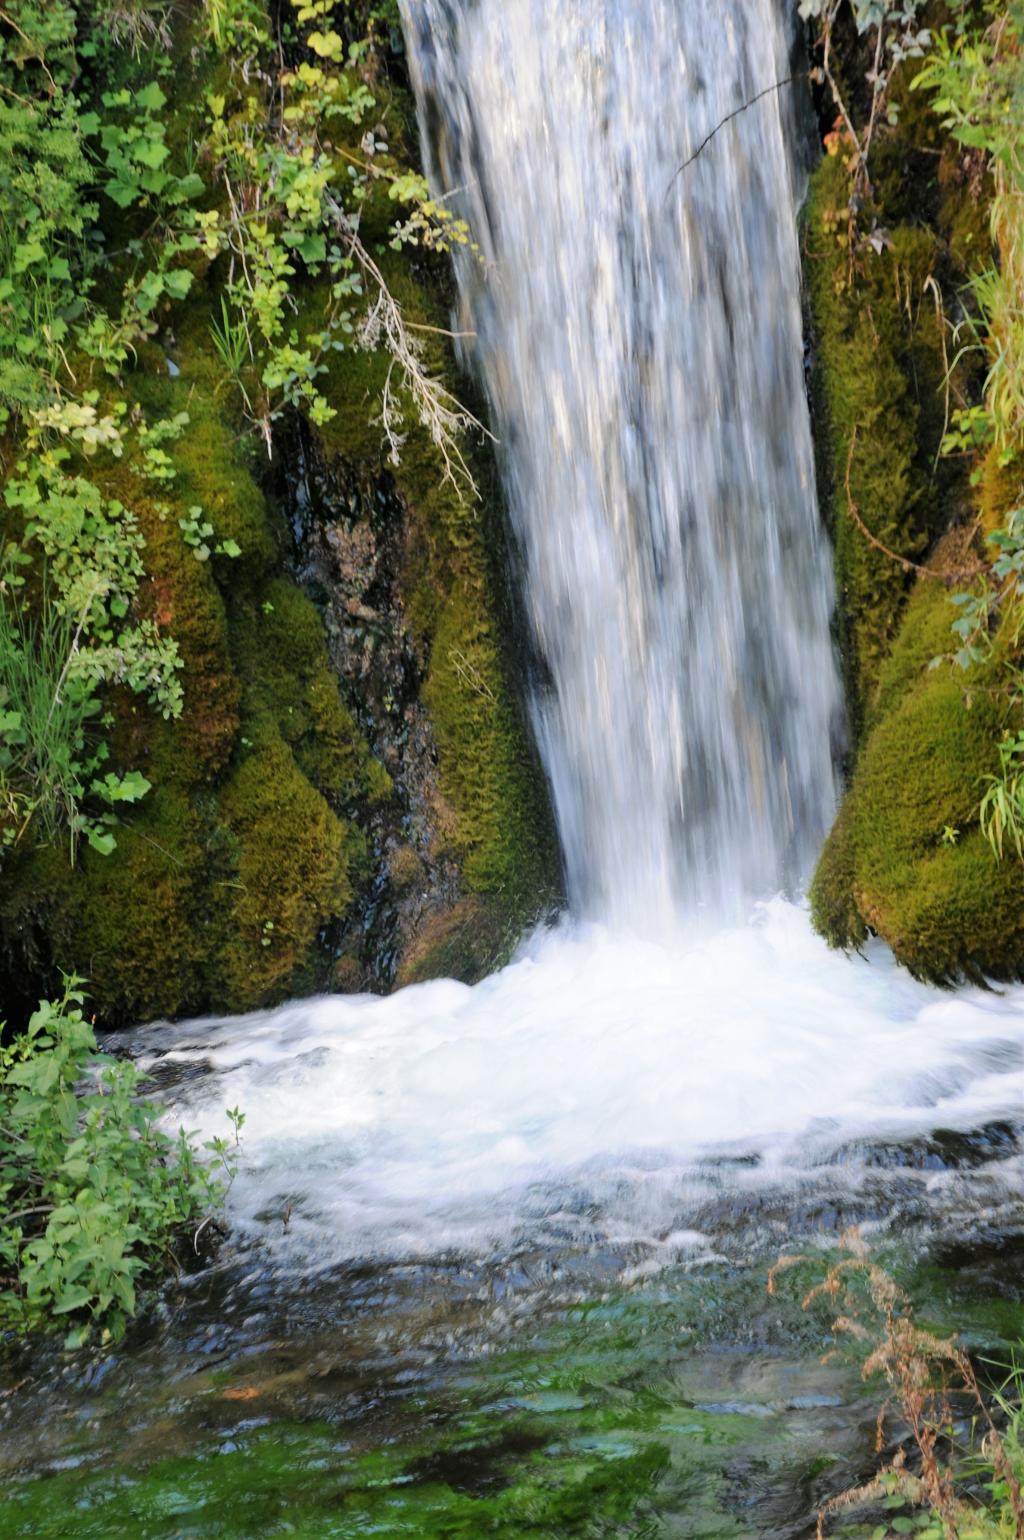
[806,8,1024,981]
[0,2,555,1026]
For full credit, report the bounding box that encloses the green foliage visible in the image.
[215,728,360,1007]
[232,576,388,805]
[0,575,107,855]
[0,437,185,856]
[0,976,238,1347]
[979,730,1024,860]
[97,81,202,213]
[915,4,1024,855]
[915,5,1023,454]
[200,0,485,482]
[0,2,93,415]
[0,552,179,859]
[0,0,206,859]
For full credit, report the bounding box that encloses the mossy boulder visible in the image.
[0,342,379,1023]
[294,253,557,963]
[811,564,1024,982]
[0,777,207,1025]
[230,577,390,808]
[805,34,1019,981]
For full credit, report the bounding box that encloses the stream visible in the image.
[2,906,1021,1536]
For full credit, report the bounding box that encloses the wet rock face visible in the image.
[283,424,465,991]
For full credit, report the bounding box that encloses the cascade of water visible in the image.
[402,0,843,928]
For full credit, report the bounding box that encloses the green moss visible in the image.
[0,37,554,1020]
[423,574,547,905]
[811,571,1024,982]
[3,770,207,1024]
[297,248,556,943]
[230,577,389,806]
[105,476,241,782]
[937,144,996,278]
[212,727,363,1008]
[132,298,280,583]
[395,894,518,988]
[806,31,1020,980]
[806,154,948,731]
[867,534,968,728]
[809,797,867,952]
[0,305,382,1021]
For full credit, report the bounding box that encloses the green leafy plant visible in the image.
[979,731,1024,861]
[178,505,242,563]
[913,5,1024,858]
[202,0,489,484]
[0,976,240,1348]
[915,4,1024,456]
[0,559,168,857]
[0,2,95,418]
[0,448,184,856]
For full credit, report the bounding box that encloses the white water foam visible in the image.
[140,903,1023,1268]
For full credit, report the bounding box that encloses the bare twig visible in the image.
[324,193,495,498]
[667,73,803,196]
[843,427,987,583]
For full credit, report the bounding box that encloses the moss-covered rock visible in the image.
[805,24,1022,981]
[291,248,557,976]
[394,894,518,989]
[805,153,948,731]
[811,552,1024,982]
[212,729,362,1008]
[230,577,390,808]
[0,777,207,1025]
[0,322,382,1023]
[0,18,555,1025]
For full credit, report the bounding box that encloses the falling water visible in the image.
[402,0,842,926]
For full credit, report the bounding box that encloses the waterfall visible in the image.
[141,3,1024,1275]
[402,0,842,928]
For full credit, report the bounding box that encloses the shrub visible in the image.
[0,976,239,1348]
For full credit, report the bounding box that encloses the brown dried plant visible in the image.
[767,1229,1024,1540]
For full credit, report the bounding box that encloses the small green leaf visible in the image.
[135,81,167,113]
[163,269,194,301]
